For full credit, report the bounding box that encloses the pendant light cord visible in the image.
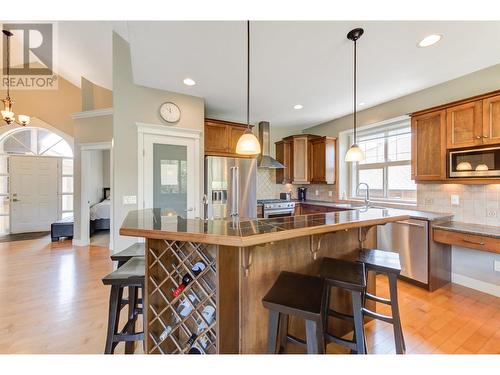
[353,38,357,144]
[246,20,250,129]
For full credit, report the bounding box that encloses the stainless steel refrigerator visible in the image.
[205,156,257,219]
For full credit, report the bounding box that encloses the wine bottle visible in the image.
[159,293,198,342]
[171,261,206,298]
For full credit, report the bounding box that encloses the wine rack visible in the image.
[147,240,217,354]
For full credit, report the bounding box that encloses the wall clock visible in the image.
[159,102,181,123]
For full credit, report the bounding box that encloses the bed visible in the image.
[90,188,110,235]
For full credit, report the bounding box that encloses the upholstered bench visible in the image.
[51,217,74,242]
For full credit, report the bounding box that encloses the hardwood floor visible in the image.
[0,236,499,354]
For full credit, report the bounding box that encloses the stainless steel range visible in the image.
[258,199,296,218]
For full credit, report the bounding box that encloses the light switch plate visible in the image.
[451,194,460,206]
[328,191,333,197]
[494,260,500,272]
[315,190,319,196]
[123,195,137,205]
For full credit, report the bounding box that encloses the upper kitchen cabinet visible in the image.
[446,100,483,149]
[290,134,320,184]
[411,109,447,181]
[204,119,254,157]
[275,138,293,184]
[482,94,500,145]
[309,136,337,184]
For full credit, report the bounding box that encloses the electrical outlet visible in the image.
[494,260,500,272]
[451,194,460,206]
[487,209,497,218]
[424,198,434,205]
[315,190,319,196]
[328,191,333,197]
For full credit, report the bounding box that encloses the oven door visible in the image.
[264,209,293,219]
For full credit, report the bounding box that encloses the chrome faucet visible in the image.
[357,183,370,207]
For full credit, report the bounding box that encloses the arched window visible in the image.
[0,127,74,234]
[0,127,73,157]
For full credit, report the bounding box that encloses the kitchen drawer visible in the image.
[433,228,500,254]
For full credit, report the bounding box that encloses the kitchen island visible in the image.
[120,208,410,354]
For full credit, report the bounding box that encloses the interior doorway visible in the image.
[80,142,112,249]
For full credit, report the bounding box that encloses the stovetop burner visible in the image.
[257,199,291,204]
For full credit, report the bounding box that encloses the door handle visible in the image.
[12,198,19,202]
[463,239,485,246]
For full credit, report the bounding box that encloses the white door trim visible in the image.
[78,141,113,249]
[137,122,201,219]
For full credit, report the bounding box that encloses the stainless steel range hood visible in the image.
[258,121,285,169]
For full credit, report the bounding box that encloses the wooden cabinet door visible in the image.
[275,140,293,184]
[292,136,310,184]
[411,110,447,181]
[228,126,246,154]
[446,101,483,149]
[482,94,500,145]
[205,121,229,154]
[309,137,336,184]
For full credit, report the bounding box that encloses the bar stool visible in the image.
[110,243,145,267]
[319,257,367,354]
[102,257,145,354]
[262,271,326,354]
[359,249,405,354]
[111,243,145,310]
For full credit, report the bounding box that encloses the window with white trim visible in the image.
[349,121,416,203]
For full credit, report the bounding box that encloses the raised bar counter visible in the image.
[120,208,409,354]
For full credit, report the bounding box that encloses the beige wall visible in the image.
[81,77,113,111]
[304,63,500,295]
[73,114,113,242]
[0,75,81,137]
[113,32,205,251]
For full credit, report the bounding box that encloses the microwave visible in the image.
[449,146,500,178]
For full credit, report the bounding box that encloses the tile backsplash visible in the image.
[256,168,339,201]
[417,183,500,226]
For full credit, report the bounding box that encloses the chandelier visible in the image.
[1,30,30,126]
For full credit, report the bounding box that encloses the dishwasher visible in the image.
[377,218,429,285]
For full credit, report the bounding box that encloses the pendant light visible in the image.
[1,30,30,126]
[345,28,364,162]
[236,21,261,155]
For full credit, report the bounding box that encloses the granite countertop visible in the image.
[433,221,500,239]
[293,199,452,221]
[120,208,410,246]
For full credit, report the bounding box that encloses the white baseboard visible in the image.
[452,273,500,297]
[72,238,89,247]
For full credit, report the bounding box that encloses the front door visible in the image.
[10,156,59,233]
[142,134,199,219]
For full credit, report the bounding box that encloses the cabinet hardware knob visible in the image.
[483,135,488,138]
[476,136,481,139]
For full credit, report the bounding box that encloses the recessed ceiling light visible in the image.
[183,78,196,86]
[417,34,442,48]
[293,104,303,110]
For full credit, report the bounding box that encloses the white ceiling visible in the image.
[126,21,500,129]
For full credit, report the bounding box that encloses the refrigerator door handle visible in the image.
[234,166,239,217]
[229,166,238,217]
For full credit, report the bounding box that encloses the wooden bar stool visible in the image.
[359,249,405,354]
[319,257,367,354]
[262,271,326,354]
[102,257,145,354]
[110,243,145,267]
[111,243,145,310]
